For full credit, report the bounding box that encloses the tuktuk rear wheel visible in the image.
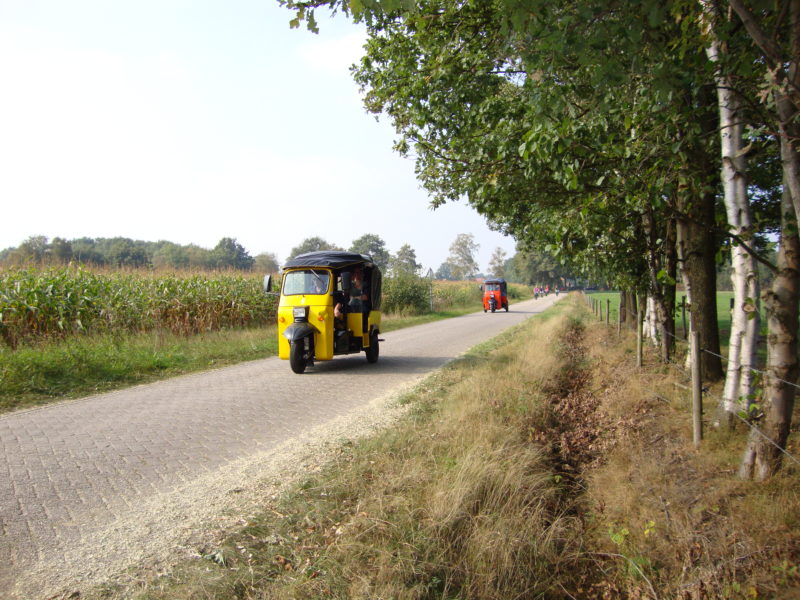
[289,340,309,374]
[365,331,379,364]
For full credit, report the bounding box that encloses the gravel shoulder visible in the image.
[29,386,416,600]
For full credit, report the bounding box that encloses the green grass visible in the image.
[585,290,767,339]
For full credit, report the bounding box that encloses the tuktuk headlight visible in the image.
[293,306,308,321]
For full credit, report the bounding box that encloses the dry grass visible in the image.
[580,318,800,599]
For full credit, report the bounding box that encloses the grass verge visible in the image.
[81,294,799,599]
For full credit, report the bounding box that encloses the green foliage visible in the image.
[435,261,454,280]
[286,236,342,261]
[254,252,280,274]
[389,243,421,276]
[1,235,267,271]
[211,237,254,270]
[349,233,390,271]
[431,280,482,309]
[446,233,480,280]
[488,246,507,278]
[382,273,430,314]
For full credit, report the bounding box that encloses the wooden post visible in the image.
[599,300,604,321]
[606,299,611,324]
[681,296,687,340]
[691,330,703,446]
[636,304,644,368]
[618,299,622,336]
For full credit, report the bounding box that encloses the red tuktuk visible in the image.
[481,278,508,313]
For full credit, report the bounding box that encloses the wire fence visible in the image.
[585,293,800,469]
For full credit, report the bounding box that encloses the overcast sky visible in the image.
[0,0,517,272]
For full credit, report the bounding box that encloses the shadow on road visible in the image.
[302,355,453,376]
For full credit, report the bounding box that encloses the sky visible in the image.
[0,0,517,273]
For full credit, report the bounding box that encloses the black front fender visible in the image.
[283,322,317,342]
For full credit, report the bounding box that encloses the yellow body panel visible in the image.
[277,293,333,360]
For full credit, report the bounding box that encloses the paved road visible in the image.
[0,295,559,598]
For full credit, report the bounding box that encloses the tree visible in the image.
[49,237,73,263]
[349,233,390,271]
[740,186,800,479]
[254,252,280,273]
[390,243,421,276]
[447,234,479,280]
[106,238,149,267]
[152,242,189,269]
[211,237,254,270]
[488,247,507,278]
[18,235,49,263]
[71,238,105,265]
[435,261,454,280]
[287,236,341,261]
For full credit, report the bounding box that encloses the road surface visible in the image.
[0,295,560,598]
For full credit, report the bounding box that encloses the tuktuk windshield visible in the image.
[282,269,330,295]
[485,283,500,291]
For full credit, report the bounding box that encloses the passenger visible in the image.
[348,267,369,313]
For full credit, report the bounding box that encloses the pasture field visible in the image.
[585,290,762,341]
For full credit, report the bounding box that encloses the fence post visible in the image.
[681,296,687,339]
[606,299,611,325]
[636,304,644,368]
[618,299,622,336]
[599,300,604,321]
[690,330,703,446]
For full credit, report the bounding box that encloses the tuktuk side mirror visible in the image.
[263,274,276,295]
[341,271,352,293]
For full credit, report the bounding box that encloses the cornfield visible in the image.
[0,266,277,349]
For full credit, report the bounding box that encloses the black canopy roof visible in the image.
[484,278,507,285]
[283,251,375,270]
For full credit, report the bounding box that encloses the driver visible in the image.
[334,267,368,318]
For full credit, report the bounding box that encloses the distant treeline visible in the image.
[0,235,279,272]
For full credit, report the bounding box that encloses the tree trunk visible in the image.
[740,188,800,479]
[703,22,761,428]
[642,209,676,361]
[676,195,724,381]
[663,216,678,361]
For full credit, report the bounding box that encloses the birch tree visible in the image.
[699,0,761,426]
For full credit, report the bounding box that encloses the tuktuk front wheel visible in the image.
[289,340,309,374]
[365,331,379,364]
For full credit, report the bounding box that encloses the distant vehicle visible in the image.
[481,278,509,313]
[265,251,382,374]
